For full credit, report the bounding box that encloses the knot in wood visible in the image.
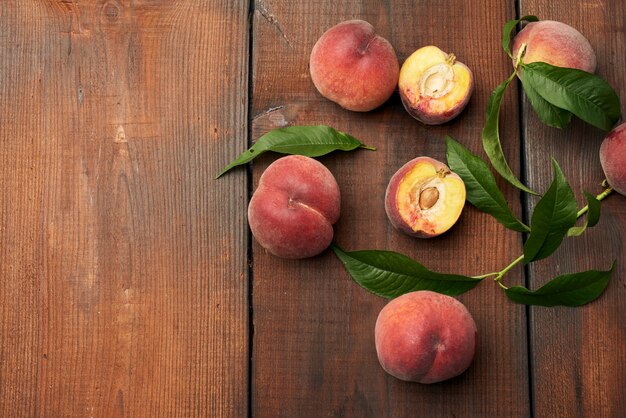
[103,1,121,22]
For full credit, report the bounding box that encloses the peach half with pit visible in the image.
[385,157,466,238]
[511,20,597,73]
[398,46,474,125]
[600,123,626,196]
[248,155,341,259]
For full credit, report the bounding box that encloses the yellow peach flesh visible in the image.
[396,161,466,235]
[399,46,472,116]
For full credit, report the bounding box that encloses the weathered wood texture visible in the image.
[250,1,529,416]
[0,1,249,416]
[2,0,625,417]
[519,1,626,417]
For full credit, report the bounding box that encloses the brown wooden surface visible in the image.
[519,1,626,417]
[0,1,250,416]
[250,1,530,417]
[0,1,624,417]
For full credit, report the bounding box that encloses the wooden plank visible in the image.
[0,1,249,416]
[250,1,529,416]
[518,1,626,417]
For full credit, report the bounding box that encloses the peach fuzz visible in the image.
[398,46,474,125]
[248,155,340,259]
[511,20,597,73]
[385,157,466,238]
[309,20,400,112]
[600,123,626,196]
[375,291,478,383]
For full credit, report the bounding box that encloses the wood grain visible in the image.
[250,1,529,416]
[2,0,624,416]
[519,1,626,417]
[0,1,249,416]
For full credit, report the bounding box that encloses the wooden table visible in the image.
[1,1,624,417]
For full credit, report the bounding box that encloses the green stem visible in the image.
[472,272,500,279]
[506,67,518,84]
[514,43,527,69]
[359,144,377,151]
[495,254,525,283]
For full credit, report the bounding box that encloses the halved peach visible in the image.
[385,157,466,237]
[398,46,473,125]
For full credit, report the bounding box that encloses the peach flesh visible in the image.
[398,46,474,125]
[309,20,400,111]
[248,155,340,259]
[375,291,478,383]
[385,157,466,238]
[600,123,626,196]
[511,20,597,73]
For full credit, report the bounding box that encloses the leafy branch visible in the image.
[333,145,615,307]
[333,17,620,307]
[483,16,620,194]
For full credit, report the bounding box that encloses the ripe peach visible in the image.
[309,20,400,112]
[385,157,466,238]
[398,46,474,125]
[511,20,597,73]
[375,290,478,383]
[600,123,626,195]
[248,155,340,259]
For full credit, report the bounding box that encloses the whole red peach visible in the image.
[309,20,399,112]
[600,123,626,196]
[375,290,478,384]
[248,155,340,259]
[511,20,597,73]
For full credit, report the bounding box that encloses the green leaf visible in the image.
[331,244,482,298]
[520,71,573,128]
[567,191,601,237]
[445,136,529,232]
[502,15,539,57]
[520,63,621,131]
[524,160,578,262]
[505,262,615,306]
[482,74,538,195]
[585,191,601,227]
[216,125,375,178]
